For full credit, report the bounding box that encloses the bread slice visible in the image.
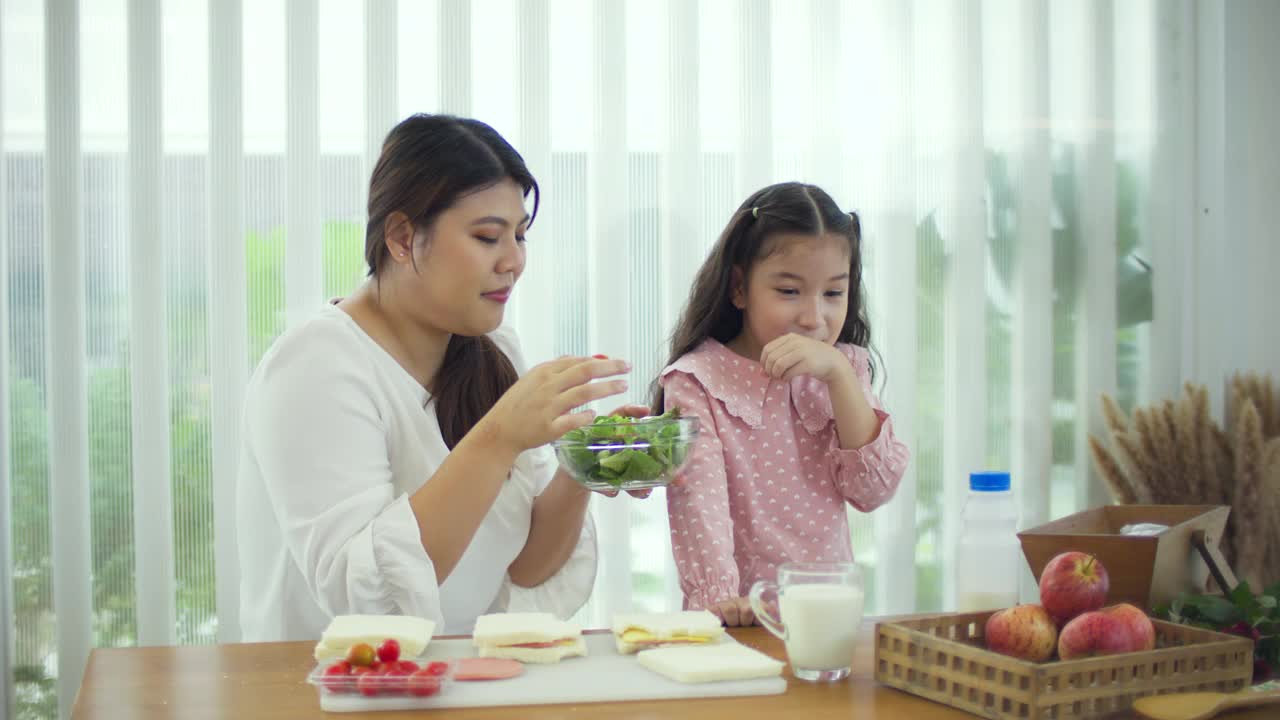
[637,643,785,683]
[611,610,726,654]
[313,614,436,660]
[472,612,586,664]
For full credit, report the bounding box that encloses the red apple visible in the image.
[984,604,1058,662]
[1057,603,1154,659]
[1103,602,1156,651]
[1038,551,1109,626]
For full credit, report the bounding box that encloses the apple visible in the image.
[1057,603,1155,659]
[1105,602,1156,651]
[984,604,1058,662]
[1038,551,1109,626]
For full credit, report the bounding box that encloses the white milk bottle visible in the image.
[955,471,1021,612]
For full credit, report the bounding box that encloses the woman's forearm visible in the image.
[507,467,591,587]
[407,417,521,584]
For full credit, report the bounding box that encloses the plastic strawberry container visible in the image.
[306,657,455,710]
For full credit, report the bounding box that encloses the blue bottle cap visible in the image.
[970,471,1011,492]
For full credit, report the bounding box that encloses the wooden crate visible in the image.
[1017,505,1233,608]
[874,611,1252,720]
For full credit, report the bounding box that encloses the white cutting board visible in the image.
[319,633,787,712]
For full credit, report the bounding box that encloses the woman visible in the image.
[237,114,643,639]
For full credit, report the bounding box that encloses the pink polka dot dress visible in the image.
[660,338,910,610]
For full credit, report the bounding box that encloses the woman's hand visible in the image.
[760,333,853,386]
[481,355,632,455]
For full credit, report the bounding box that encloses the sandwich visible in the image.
[610,610,726,654]
[313,614,436,661]
[472,612,586,664]
[637,643,786,683]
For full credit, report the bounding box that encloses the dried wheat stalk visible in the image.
[1231,400,1265,589]
[1132,408,1171,503]
[1173,388,1203,504]
[1089,376,1280,586]
[1113,431,1157,503]
[1101,394,1129,440]
[1265,439,1280,586]
[1090,434,1138,505]
[1157,400,1188,501]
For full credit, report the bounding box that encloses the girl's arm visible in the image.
[825,347,910,511]
[827,361,884,450]
[760,335,910,512]
[663,373,742,611]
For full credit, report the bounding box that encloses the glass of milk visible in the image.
[748,562,864,682]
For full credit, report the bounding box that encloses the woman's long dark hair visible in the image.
[651,182,871,414]
[365,114,540,449]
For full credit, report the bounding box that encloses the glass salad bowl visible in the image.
[551,410,700,491]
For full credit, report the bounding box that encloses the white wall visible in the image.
[1194,0,1280,414]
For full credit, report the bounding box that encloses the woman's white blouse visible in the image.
[236,305,597,640]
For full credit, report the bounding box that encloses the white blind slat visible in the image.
[285,0,322,327]
[937,0,987,611]
[808,0,841,191]
[1073,0,1118,511]
[209,0,248,644]
[45,1,94,717]
[588,0,632,622]
[1006,0,1053,603]
[439,0,471,115]
[660,0,701,615]
[662,0,700,326]
[866,0,920,615]
[365,0,397,178]
[515,0,554,365]
[1150,0,1195,403]
[737,0,771,195]
[127,0,177,647]
[0,3,14,710]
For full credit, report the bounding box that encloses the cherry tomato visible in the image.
[591,353,608,359]
[397,660,419,673]
[345,642,376,667]
[320,661,354,694]
[381,668,411,695]
[376,638,401,664]
[424,661,449,677]
[356,669,384,697]
[407,668,443,697]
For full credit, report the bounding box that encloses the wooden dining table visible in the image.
[71,620,1272,719]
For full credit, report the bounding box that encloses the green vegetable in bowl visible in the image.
[557,408,693,487]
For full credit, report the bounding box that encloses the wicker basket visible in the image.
[874,611,1253,720]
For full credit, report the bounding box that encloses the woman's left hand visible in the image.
[760,333,852,386]
[589,403,656,499]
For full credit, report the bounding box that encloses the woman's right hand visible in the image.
[481,355,632,454]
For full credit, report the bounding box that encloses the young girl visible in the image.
[654,182,910,626]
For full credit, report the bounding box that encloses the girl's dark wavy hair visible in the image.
[365,113,540,448]
[651,182,872,413]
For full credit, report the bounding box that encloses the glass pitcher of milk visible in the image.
[748,562,864,682]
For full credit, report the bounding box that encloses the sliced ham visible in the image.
[454,657,524,681]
